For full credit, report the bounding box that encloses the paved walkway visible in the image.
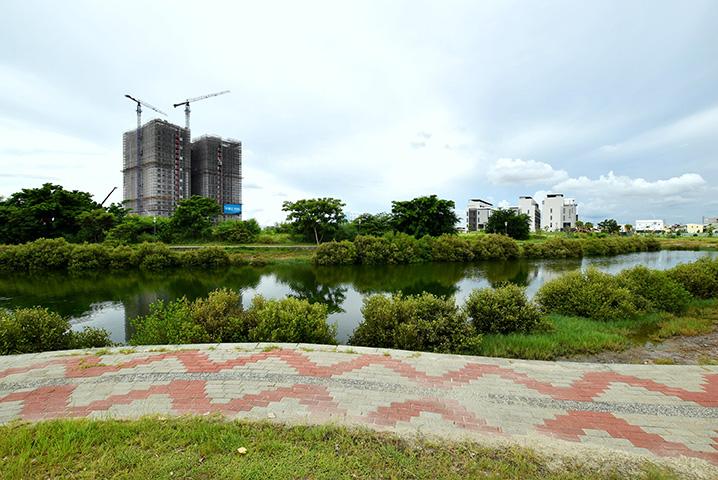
[1,344,716,474]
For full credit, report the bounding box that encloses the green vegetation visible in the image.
[666,257,718,298]
[465,285,546,334]
[0,418,679,480]
[476,301,718,360]
[0,307,111,355]
[130,288,336,346]
[390,194,460,238]
[314,233,659,265]
[282,197,347,244]
[485,208,530,240]
[349,293,480,354]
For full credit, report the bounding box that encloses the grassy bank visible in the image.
[477,300,717,360]
[0,418,679,480]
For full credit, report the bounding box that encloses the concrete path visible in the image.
[1,344,716,475]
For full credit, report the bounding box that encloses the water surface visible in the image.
[1,250,715,344]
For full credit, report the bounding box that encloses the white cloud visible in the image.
[549,171,709,222]
[552,171,706,197]
[597,105,718,155]
[487,158,568,185]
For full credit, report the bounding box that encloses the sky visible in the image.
[1,0,717,226]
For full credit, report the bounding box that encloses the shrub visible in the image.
[617,266,692,313]
[23,238,73,271]
[131,290,337,346]
[189,288,247,342]
[431,235,473,262]
[180,247,230,268]
[246,296,336,344]
[534,268,639,321]
[0,245,26,271]
[68,243,111,273]
[354,235,398,264]
[133,243,178,271]
[667,258,718,299]
[212,219,262,244]
[472,234,519,260]
[314,241,357,265]
[130,298,211,345]
[108,245,137,269]
[0,307,111,354]
[523,238,583,258]
[385,232,422,263]
[349,293,480,354]
[68,327,114,349]
[464,284,545,334]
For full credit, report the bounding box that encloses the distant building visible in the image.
[635,219,664,233]
[686,224,704,234]
[190,136,243,220]
[541,194,577,231]
[466,199,494,232]
[122,119,191,217]
[518,196,541,232]
[703,216,718,226]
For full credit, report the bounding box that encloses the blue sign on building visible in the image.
[223,204,242,215]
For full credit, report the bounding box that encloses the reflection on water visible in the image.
[0,250,715,344]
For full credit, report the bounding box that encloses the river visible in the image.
[1,250,715,344]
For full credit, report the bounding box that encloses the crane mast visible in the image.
[173,90,230,131]
[124,94,166,215]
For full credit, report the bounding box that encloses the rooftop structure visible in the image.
[466,199,493,232]
[122,119,191,217]
[190,135,243,220]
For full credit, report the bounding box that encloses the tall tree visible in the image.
[391,195,459,238]
[485,209,530,240]
[282,198,346,244]
[169,196,221,239]
[353,212,393,236]
[0,183,99,244]
[598,218,620,234]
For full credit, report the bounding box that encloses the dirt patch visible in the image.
[564,328,718,365]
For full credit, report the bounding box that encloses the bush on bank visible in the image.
[0,307,112,355]
[616,266,692,314]
[130,289,336,346]
[313,234,660,265]
[534,269,640,322]
[667,257,718,299]
[465,285,545,334]
[348,293,481,354]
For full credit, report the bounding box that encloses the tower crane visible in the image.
[173,90,230,131]
[124,94,167,215]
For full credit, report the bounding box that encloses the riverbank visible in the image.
[1,344,715,479]
[0,418,684,480]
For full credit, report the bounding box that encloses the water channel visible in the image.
[1,250,716,344]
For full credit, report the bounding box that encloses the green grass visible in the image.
[0,418,679,480]
[475,301,718,361]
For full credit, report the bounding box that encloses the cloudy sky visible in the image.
[1,0,717,226]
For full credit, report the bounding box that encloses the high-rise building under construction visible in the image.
[122,119,191,217]
[190,135,243,220]
[122,122,242,219]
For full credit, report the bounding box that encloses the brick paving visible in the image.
[0,343,716,472]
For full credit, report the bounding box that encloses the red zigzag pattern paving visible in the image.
[0,344,716,469]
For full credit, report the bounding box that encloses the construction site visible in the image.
[121,91,242,219]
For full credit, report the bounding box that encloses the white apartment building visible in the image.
[686,224,704,234]
[635,219,664,232]
[466,199,494,231]
[541,194,577,231]
[518,196,541,232]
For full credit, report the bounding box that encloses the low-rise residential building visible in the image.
[541,194,577,231]
[635,219,665,233]
[466,199,494,231]
[518,196,541,232]
[686,223,704,234]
